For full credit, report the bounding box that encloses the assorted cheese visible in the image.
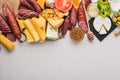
[1,0,119,52]
[93,16,111,35]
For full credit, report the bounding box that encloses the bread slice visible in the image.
[47,17,64,29]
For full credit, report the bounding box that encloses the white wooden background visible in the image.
[0,0,120,80]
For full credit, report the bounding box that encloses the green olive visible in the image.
[117,12,120,16]
[114,13,118,17]
[117,17,120,21]
[116,22,120,26]
[112,17,117,23]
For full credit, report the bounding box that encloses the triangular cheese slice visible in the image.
[99,25,107,35]
[47,18,64,29]
[103,25,108,32]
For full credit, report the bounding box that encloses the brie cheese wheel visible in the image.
[46,23,59,40]
[93,16,111,35]
[110,0,120,12]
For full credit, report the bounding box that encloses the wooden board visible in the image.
[0,0,20,15]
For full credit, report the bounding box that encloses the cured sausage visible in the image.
[0,13,16,42]
[0,13,11,33]
[18,9,39,19]
[69,6,77,30]
[20,0,35,11]
[27,0,42,13]
[62,17,69,36]
[85,0,91,9]
[78,1,88,33]
[3,3,21,40]
[6,33,16,42]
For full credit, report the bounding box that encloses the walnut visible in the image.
[87,31,94,41]
[114,31,120,36]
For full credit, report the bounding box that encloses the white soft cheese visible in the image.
[87,3,99,17]
[93,16,111,35]
[99,26,107,35]
[46,23,59,40]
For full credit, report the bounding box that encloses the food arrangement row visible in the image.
[0,0,120,51]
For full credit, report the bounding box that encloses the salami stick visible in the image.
[0,13,11,33]
[82,0,90,32]
[78,1,88,33]
[3,3,21,41]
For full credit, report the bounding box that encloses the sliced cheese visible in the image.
[24,19,40,42]
[99,25,107,35]
[37,0,46,9]
[16,18,26,29]
[24,29,34,42]
[47,17,64,28]
[46,23,59,40]
[31,15,46,42]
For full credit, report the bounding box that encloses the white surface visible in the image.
[0,31,120,80]
[110,0,120,12]
[1,0,120,80]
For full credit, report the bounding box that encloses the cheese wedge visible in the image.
[54,8,64,18]
[38,15,47,42]
[24,29,34,42]
[31,15,46,42]
[37,0,46,9]
[16,18,26,29]
[99,25,107,35]
[47,17,64,28]
[46,23,59,40]
[93,16,111,35]
[24,19,40,42]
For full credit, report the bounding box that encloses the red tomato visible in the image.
[55,0,72,13]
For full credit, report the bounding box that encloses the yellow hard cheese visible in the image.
[31,15,46,42]
[24,29,34,42]
[16,18,25,29]
[24,19,40,42]
[0,32,15,51]
[37,0,46,9]
[72,0,81,9]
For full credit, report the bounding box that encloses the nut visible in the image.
[114,31,120,36]
[87,31,94,41]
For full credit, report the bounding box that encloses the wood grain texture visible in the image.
[0,0,20,15]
